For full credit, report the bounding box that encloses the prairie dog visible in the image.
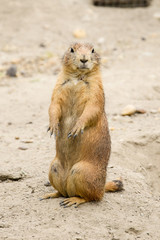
[42,43,123,207]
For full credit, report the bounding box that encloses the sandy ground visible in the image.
[0,0,160,239]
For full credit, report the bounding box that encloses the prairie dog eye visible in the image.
[70,48,74,53]
[91,49,94,53]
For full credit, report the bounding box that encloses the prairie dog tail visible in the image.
[105,178,123,192]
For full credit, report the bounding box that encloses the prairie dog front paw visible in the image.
[47,121,59,137]
[68,120,84,138]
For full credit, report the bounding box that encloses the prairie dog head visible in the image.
[62,43,100,73]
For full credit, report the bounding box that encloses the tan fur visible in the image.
[42,43,123,207]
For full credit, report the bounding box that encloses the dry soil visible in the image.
[0,0,160,239]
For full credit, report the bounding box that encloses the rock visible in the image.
[6,65,17,77]
[121,106,146,116]
[44,181,51,187]
[146,164,153,170]
[21,139,33,144]
[18,146,28,150]
[31,189,35,193]
[43,24,50,30]
[0,223,10,228]
[150,109,157,114]
[136,109,146,114]
[15,137,20,140]
[121,105,136,116]
[97,37,105,45]
[73,29,86,39]
[0,170,26,181]
[153,13,160,20]
[39,43,46,48]
[141,37,146,41]
[26,121,33,124]
[126,227,142,234]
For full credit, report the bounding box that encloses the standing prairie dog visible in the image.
[42,43,123,207]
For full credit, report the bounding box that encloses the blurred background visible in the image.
[0,0,160,77]
[0,1,160,239]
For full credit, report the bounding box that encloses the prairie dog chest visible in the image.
[68,75,88,87]
[61,76,89,116]
[70,76,80,86]
[62,75,89,95]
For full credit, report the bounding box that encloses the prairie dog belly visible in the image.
[56,79,88,162]
[60,84,87,135]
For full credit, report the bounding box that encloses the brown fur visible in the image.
[42,43,123,207]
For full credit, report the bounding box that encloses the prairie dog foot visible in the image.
[105,179,123,192]
[40,191,61,201]
[60,197,86,208]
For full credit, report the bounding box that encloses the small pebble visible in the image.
[15,137,20,140]
[136,109,146,114]
[150,109,157,114]
[146,164,153,170]
[18,147,28,151]
[39,43,46,48]
[97,37,105,45]
[44,181,51,187]
[73,29,86,39]
[153,12,160,20]
[21,140,33,144]
[121,105,136,116]
[6,65,17,77]
[26,121,33,124]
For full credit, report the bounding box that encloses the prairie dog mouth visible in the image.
[78,65,89,70]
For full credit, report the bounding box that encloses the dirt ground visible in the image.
[0,0,160,239]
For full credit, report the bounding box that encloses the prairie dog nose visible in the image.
[80,59,88,64]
